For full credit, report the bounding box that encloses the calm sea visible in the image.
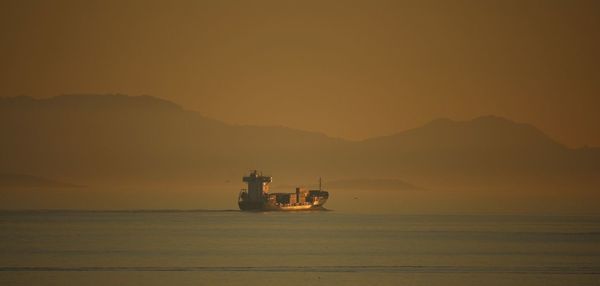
[0,210,599,285]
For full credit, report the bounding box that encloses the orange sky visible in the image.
[1,0,599,147]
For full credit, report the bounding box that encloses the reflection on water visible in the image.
[1,211,599,285]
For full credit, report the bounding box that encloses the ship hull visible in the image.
[238,199,328,211]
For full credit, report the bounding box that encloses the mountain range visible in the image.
[1,94,598,189]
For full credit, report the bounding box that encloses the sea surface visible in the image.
[0,210,599,285]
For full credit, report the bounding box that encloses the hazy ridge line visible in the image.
[0,209,240,213]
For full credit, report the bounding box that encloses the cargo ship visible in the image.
[238,170,329,211]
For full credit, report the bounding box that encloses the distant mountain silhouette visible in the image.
[1,94,598,187]
[356,115,600,178]
[0,173,80,188]
[0,94,344,183]
[326,178,422,191]
[273,178,421,191]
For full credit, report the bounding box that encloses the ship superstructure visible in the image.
[238,170,329,211]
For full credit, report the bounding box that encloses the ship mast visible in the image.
[319,177,322,191]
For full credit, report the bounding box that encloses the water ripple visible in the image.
[1,265,598,274]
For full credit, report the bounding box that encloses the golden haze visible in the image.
[0,0,599,147]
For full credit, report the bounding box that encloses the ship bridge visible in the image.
[242,170,272,202]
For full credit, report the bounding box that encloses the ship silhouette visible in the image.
[238,170,329,211]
